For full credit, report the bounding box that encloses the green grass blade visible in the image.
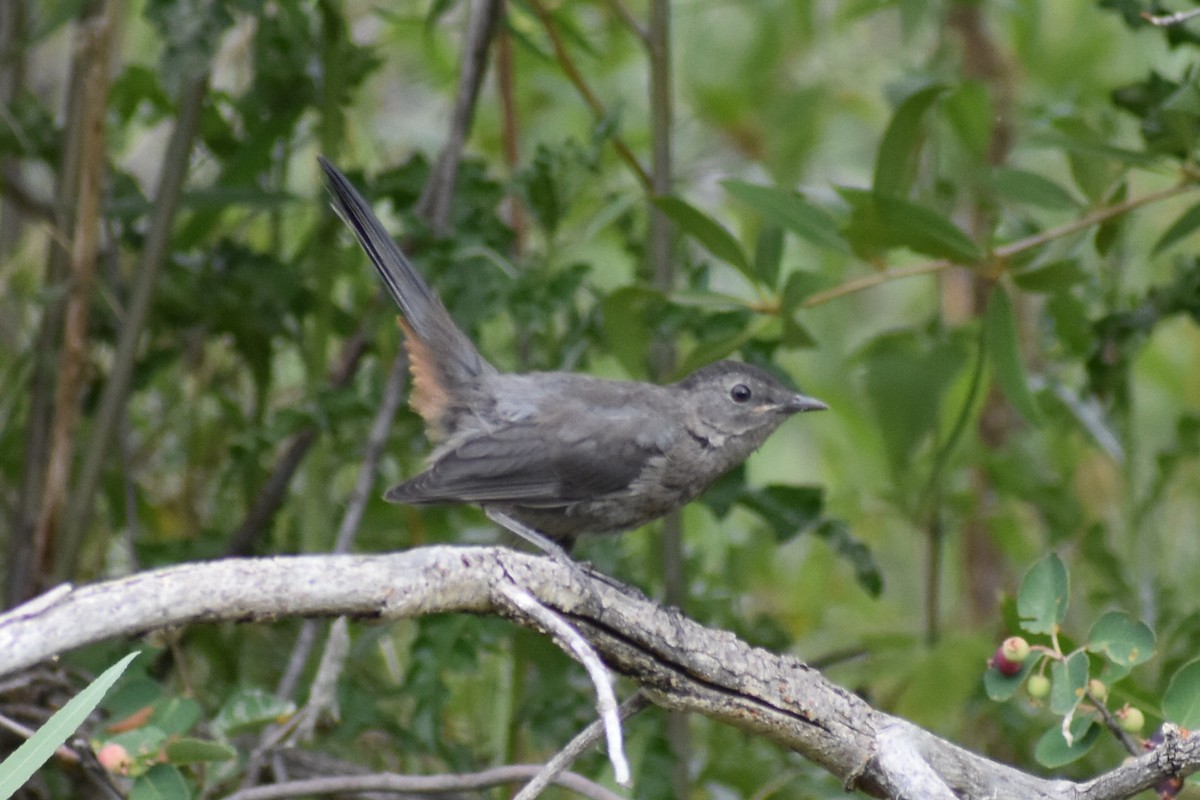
[0,652,140,798]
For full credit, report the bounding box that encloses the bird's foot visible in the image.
[485,509,601,586]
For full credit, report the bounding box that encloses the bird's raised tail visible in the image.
[319,156,493,438]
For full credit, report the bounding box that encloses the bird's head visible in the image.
[674,360,826,445]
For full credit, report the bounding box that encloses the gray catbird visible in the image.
[319,157,827,550]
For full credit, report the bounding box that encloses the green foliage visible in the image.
[652,194,752,278]
[859,329,970,478]
[837,187,984,263]
[1035,718,1101,768]
[128,764,191,800]
[1017,554,1069,635]
[873,83,947,198]
[985,555,1200,769]
[721,180,850,254]
[1087,611,1155,680]
[1165,661,1200,727]
[984,285,1044,426]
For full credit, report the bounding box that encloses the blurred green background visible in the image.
[2,0,1199,797]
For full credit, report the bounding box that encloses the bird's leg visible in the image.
[485,508,635,593]
[486,508,575,561]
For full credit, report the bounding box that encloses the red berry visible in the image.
[989,645,1023,677]
[96,742,132,775]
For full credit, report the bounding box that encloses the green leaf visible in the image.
[1040,120,1132,202]
[601,286,660,377]
[651,195,751,277]
[813,519,882,596]
[518,144,565,235]
[1086,611,1155,671]
[754,226,785,286]
[1049,651,1090,715]
[1034,717,1100,768]
[0,652,139,797]
[837,187,984,263]
[1047,292,1093,356]
[859,330,968,475]
[873,84,946,198]
[943,80,991,157]
[104,678,162,721]
[666,290,751,312]
[1153,200,1200,255]
[163,738,237,765]
[894,634,995,730]
[704,481,879,595]
[781,311,818,349]
[1034,120,1160,167]
[984,285,1043,425]
[129,763,190,800]
[1017,553,1068,634]
[990,167,1081,210]
[106,726,169,767]
[722,180,850,254]
[983,658,1036,701]
[1164,659,1200,727]
[780,269,833,309]
[213,688,296,737]
[701,464,748,518]
[1094,181,1128,257]
[151,697,203,737]
[1012,259,1088,294]
[675,315,771,375]
[738,484,825,542]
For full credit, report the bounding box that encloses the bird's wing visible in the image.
[384,419,663,507]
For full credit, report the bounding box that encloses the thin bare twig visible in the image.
[35,1,115,583]
[224,764,625,800]
[331,353,408,555]
[0,0,32,261]
[416,0,503,233]
[802,179,1200,308]
[602,0,649,46]
[525,0,652,189]
[1142,9,1200,26]
[642,0,691,793]
[57,69,210,580]
[496,5,527,251]
[1086,690,1140,757]
[514,693,650,800]
[497,580,631,787]
[0,165,56,221]
[8,0,105,606]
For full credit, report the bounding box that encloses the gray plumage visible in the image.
[319,157,827,548]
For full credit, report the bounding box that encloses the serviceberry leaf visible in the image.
[1049,650,1089,716]
[1086,610,1155,677]
[984,657,1036,701]
[1034,716,1100,768]
[1017,553,1069,634]
[1164,659,1200,728]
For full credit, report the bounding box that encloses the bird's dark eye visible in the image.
[730,383,752,403]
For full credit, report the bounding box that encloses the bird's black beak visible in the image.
[786,393,828,413]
